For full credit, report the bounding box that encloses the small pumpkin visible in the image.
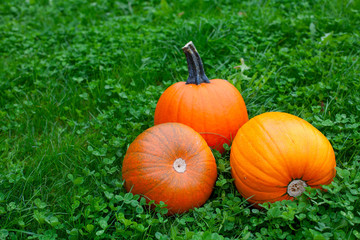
[154,41,248,153]
[122,122,217,215]
[230,112,336,206]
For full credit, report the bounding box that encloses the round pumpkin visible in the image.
[230,112,336,206]
[122,122,218,215]
[154,41,248,153]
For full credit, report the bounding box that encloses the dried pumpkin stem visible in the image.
[182,41,210,85]
[287,179,307,197]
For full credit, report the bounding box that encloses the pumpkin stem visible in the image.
[287,179,307,197]
[182,41,210,85]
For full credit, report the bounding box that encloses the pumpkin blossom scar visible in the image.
[173,158,186,173]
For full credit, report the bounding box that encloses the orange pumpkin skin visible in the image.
[154,79,248,153]
[122,123,217,215]
[154,42,248,153]
[230,112,336,207]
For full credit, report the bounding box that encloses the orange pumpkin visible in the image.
[154,41,248,153]
[122,123,217,215]
[230,112,336,206]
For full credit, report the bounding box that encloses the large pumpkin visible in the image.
[122,123,217,215]
[230,112,336,206]
[154,41,248,153]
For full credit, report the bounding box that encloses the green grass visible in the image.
[1,0,360,239]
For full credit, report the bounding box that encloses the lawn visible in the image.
[0,0,360,239]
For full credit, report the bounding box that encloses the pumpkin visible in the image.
[122,122,217,215]
[230,112,336,206]
[154,41,248,153]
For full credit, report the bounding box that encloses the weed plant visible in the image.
[0,0,359,239]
